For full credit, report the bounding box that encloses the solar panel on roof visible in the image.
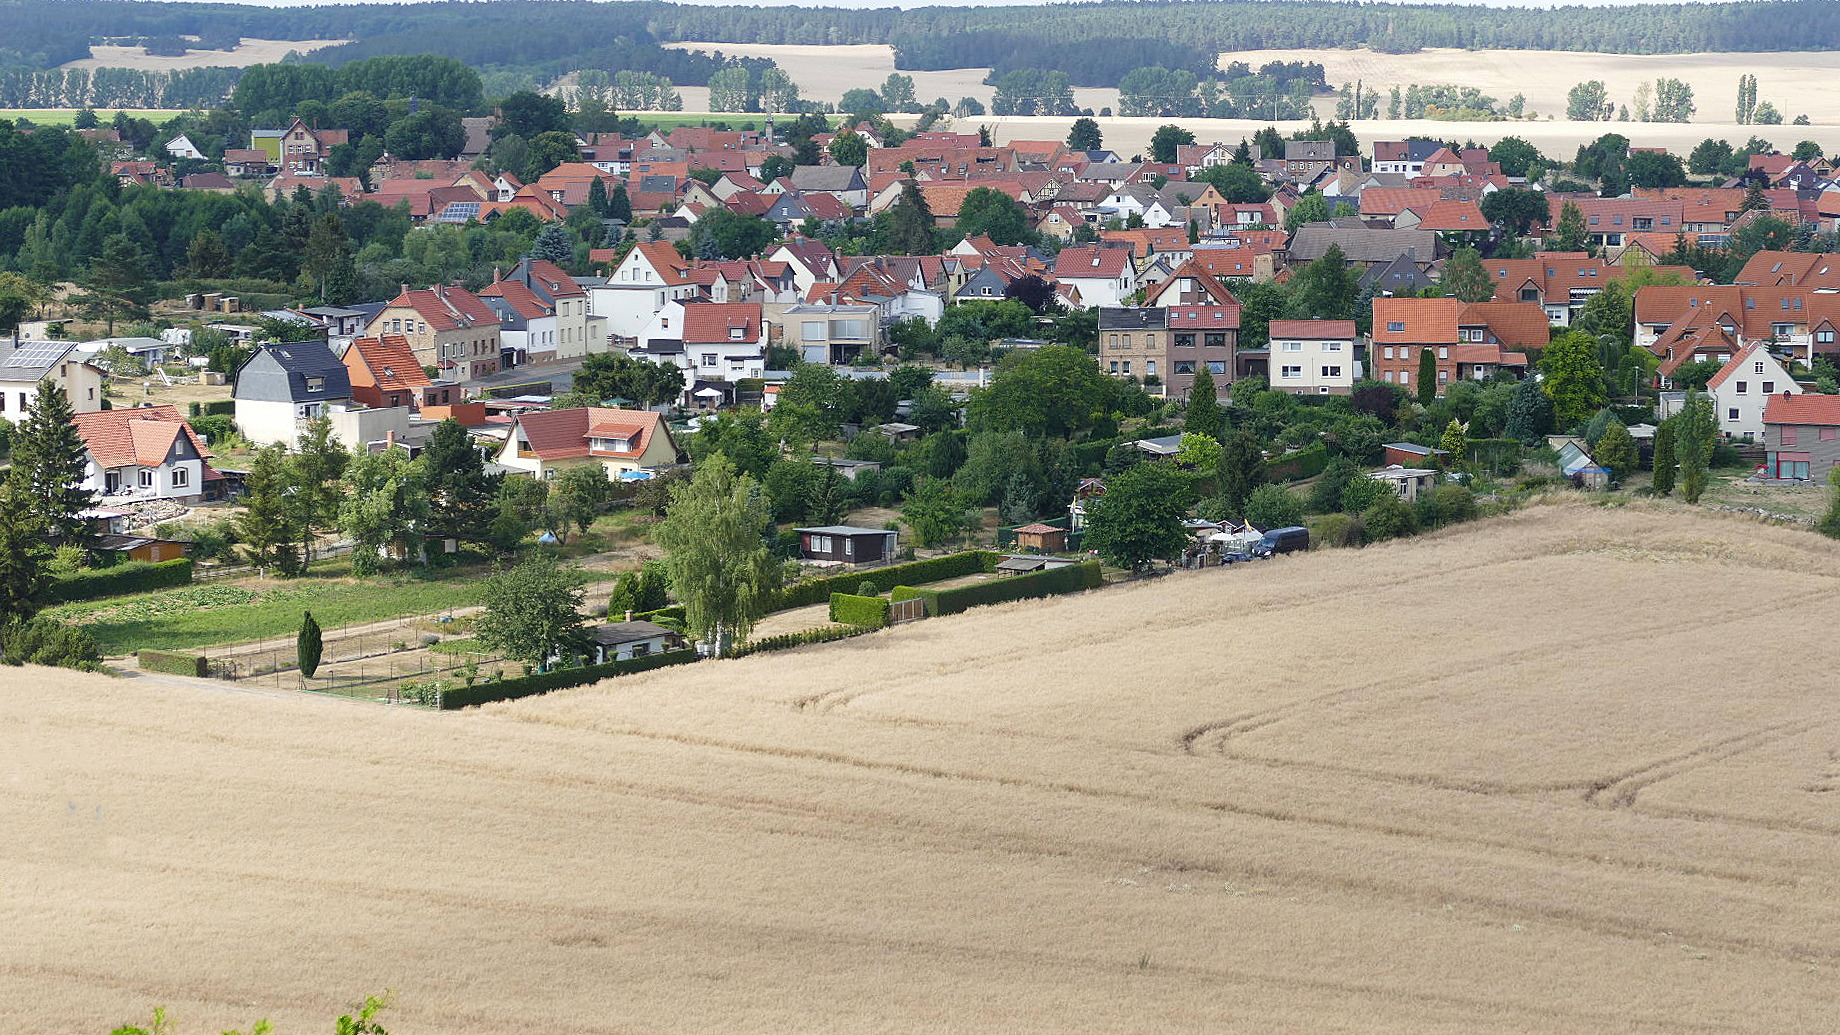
[1,341,68,368]
[436,201,480,223]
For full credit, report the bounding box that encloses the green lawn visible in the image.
[50,570,491,656]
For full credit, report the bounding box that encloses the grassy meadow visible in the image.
[5,501,1838,1033]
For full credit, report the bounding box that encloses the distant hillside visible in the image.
[4,0,1838,90]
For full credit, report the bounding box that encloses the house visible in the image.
[73,405,214,504]
[1052,246,1138,308]
[1097,305,1237,399]
[223,148,275,178]
[1369,298,1541,394]
[589,241,701,341]
[632,301,767,386]
[787,164,869,209]
[1707,343,1799,440]
[1266,319,1356,395]
[588,621,678,664]
[232,341,355,446]
[341,333,458,410]
[1382,441,1449,468]
[1761,392,1840,481]
[1012,522,1068,552]
[776,303,881,365]
[0,340,106,418]
[367,285,503,381]
[479,258,597,365]
[275,117,351,175]
[795,525,898,565]
[496,406,680,481]
[1487,253,1696,327]
[165,134,206,161]
[1369,465,1439,503]
[1371,140,1445,177]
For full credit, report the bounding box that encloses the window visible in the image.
[1206,361,1226,374]
[1736,381,1748,394]
[701,353,717,366]
[1438,370,1448,383]
[1773,323,1794,337]
[1763,382,1775,394]
[1438,346,1449,359]
[138,469,154,488]
[1783,426,1798,446]
[105,473,120,493]
[1321,365,1342,378]
[1145,361,1156,376]
[1823,428,1837,442]
[802,320,826,341]
[171,467,189,488]
[1755,361,1767,373]
[1387,321,1405,332]
[1281,365,1302,378]
[305,376,324,393]
[1283,341,1302,351]
[1204,333,1227,348]
[1728,408,1741,420]
[1173,333,1195,348]
[1384,371,1394,383]
[1399,370,1410,385]
[1383,346,1394,360]
[1109,361,1119,372]
[1122,361,1131,374]
[1323,341,1342,351]
[1173,361,1195,375]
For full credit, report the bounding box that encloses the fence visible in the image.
[202,613,512,703]
[887,598,926,625]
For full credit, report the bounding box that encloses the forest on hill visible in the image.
[5,0,1840,93]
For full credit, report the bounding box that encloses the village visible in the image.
[9,89,1840,705]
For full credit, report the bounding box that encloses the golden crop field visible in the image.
[5,501,1838,1033]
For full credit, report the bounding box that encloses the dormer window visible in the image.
[729,326,745,340]
[305,376,324,393]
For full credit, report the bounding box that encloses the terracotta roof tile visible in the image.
[73,404,210,469]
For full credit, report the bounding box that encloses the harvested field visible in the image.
[61,39,344,71]
[6,501,1839,1033]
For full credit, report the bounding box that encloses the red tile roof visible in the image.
[513,407,671,461]
[1268,319,1355,339]
[1763,392,1840,426]
[680,302,762,344]
[1054,246,1133,279]
[73,404,209,469]
[347,334,431,393]
[385,285,499,332]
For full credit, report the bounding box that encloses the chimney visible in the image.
[493,266,502,284]
[624,610,633,622]
[386,430,397,448]
[400,283,409,295]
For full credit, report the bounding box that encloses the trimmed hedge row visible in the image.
[48,558,194,603]
[732,623,870,657]
[829,592,890,629]
[138,649,207,677]
[771,550,996,610]
[187,400,235,417]
[632,604,686,624]
[438,649,699,709]
[892,561,1102,617]
[1266,442,1328,482]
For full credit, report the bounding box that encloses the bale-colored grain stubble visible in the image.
[4,502,1837,1033]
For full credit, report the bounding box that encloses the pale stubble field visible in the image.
[4,502,1837,1033]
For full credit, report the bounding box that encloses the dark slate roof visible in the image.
[1098,307,1166,331]
[232,340,352,403]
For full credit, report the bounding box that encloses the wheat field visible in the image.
[5,502,1838,1033]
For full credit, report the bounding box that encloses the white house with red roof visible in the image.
[496,406,680,481]
[1051,245,1139,308]
[631,301,767,384]
[1267,319,1357,396]
[73,404,215,504]
[1707,343,1799,440]
[588,241,702,340]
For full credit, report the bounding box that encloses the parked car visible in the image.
[1251,526,1309,557]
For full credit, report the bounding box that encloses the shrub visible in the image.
[1423,484,1477,527]
[2,618,102,670]
[46,558,193,603]
[437,648,699,709]
[1311,513,1363,549]
[1244,484,1303,530]
[830,592,890,628]
[732,624,869,656]
[1265,441,1328,482]
[856,580,880,597]
[1362,491,1419,541]
[138,649,207,677]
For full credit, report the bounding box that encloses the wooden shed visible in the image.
[1012,522,1067,553]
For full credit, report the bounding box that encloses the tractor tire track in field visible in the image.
[1582,717,1840,809]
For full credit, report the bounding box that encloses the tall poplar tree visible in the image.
[653,454,777,656]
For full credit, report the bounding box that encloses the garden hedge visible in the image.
[138,649,207,677]
[438,649,699,709]
[771,550,996,610]
[1266,442,1328,482]
[731,623,871,657]
[48,558,194,603]
[892,560,1102,617]
[828,592,890,629]
[632,604,686,624]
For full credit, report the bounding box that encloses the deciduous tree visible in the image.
[653,454,776,655]
[477,553,588,668]
[1540,331,1609,428]
[1083,461,1191,571]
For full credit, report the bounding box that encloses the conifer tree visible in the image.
[0,473,51,624]
[1650,419,1677,496]
[11,382,94,556]
[297,611,323,679]
[1417,347,1438,405]
[1184,365,1222,440]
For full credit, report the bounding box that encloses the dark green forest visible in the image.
[3,0,1839,95]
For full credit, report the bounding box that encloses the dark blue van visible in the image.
[1252,526,1310,557]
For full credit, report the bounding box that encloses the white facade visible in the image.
[165,134,205,160]
[1711,348,1800,440]
[1271,334,1357,395]
[589,248,700,340]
